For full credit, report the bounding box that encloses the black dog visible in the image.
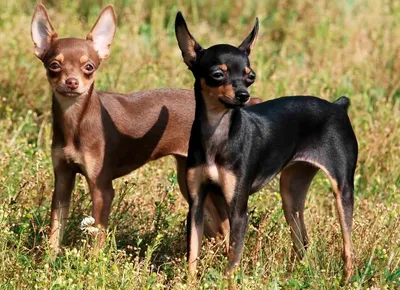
[175,12,358,283]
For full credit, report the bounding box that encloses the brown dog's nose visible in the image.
[65,77,79,90]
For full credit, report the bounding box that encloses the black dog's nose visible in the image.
[236,90,250,103]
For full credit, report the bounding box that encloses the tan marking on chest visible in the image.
[187,164,237,204]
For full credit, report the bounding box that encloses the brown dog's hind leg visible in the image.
[280,162,318,265]
[206,193,230,253]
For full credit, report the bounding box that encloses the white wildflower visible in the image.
[80,216,99,234]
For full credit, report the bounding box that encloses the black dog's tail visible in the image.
[333,96,350,111]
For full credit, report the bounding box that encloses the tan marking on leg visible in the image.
[219,64,228,71]
[334,187,354,283]
[186,166,206,277]
[294,158,338,192]
[187,166,204,198]
[55,53,64,63]
[226,241,239,278]
[187,165,236,275]
[178,157,223,240]
[221,218,230,253]
[205,165,234,252]
[294,158,353,281]
[220,168,237,204]
[188,216,203,277]
[79,55,89,64]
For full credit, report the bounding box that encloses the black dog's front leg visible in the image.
[226,192,249,278]
[186,166,208,278]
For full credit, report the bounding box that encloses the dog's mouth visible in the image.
[218,96,249,108]
[55,88,84,97]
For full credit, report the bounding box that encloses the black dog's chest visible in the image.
[201,110,296,194]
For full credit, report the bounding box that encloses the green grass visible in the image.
[0,0,400,289]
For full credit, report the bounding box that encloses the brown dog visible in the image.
[31,5,261,252]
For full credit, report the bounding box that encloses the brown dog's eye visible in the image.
[48,62,61,72]
[83,63,95,74]
[84,64,95,72]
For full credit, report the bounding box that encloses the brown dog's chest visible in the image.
[52,143,86,174]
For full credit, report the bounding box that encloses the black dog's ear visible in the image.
[238,18,259,56]
[175,12,203,68]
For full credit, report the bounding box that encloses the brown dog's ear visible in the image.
[238,18,259,56]
[175,12,203,68]
[31,4,58,60]
[86,5,116,60]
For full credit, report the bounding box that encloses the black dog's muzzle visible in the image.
[235,89,250,104]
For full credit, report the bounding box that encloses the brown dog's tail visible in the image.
[334,96,350,111]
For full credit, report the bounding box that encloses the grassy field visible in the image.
[0,0,400,289]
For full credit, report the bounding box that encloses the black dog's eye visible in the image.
[247,71,256,82]
[83,63,95,74]
[210,71,225,81]
[48,62,61,72]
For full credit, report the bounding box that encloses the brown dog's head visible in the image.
[31,5,116,98]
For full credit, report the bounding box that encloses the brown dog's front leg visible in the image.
[89,180,115,248]
[49,162,76,254]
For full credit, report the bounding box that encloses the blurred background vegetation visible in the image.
[0,0,399,289]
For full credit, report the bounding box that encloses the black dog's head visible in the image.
[175,12,258,107]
